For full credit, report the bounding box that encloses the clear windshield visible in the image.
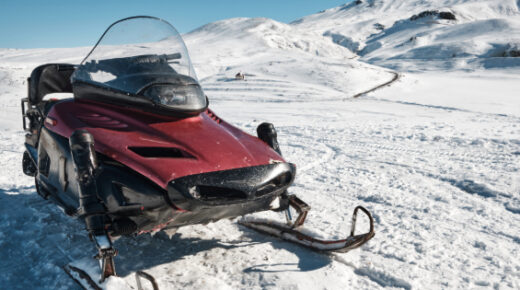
[72,16,206,113]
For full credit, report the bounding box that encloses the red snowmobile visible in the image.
[21,16,374,287]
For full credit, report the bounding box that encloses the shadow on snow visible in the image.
[0,185,332,289]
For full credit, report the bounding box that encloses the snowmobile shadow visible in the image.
[114,232,261,277]
[0,187,256,285]
[0,186,329,284]
[0,185,88,290]
[239,228,332,273]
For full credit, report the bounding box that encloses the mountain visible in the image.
[292,0,520,70]
[183,17,394,103]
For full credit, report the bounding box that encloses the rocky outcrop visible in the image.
[410,10,456,21]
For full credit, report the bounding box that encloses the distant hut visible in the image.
[235,72,245,80]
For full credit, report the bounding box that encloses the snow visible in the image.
[293,0,520,71]
[1,0,520,289]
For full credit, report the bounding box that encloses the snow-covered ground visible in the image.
[1,0,520,289]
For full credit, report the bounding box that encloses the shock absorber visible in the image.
[256,123,292,216]
[69,129,116,281]
[256,122,282,155]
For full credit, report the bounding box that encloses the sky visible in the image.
[0,0,350,49]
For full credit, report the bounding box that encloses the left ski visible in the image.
[239,196,375,253]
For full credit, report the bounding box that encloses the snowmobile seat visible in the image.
[23,63,76,145]
[27,63,75,105]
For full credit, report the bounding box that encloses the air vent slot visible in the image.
[77,113,128,129]
[128,147,195,159]
[196,186,248,201]
[205,109,221,124]
[255,172,292,197]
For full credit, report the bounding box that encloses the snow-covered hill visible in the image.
[1,1,520,289]
[293,0,520,71]
[183,17,394,101]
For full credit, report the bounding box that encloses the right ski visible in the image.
[63,260,157,290]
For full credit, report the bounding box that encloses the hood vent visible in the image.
[77,113,128,129]
[129,147,195,159]
[205,109,221,124]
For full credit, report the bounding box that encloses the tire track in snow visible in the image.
[352,154,520,217]
[331,255,412,290]
[372,98,520,121]
[343,138,514,165]
[354,267,412,290]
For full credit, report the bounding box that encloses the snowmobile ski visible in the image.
[64,264,159,290]
[63,265,102,290]
[135,271,159,290]
[239,195,375,252]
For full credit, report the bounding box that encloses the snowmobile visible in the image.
[20,16,375,287]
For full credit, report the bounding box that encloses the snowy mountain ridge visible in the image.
[292,0,520,71]
[185,17,356,67]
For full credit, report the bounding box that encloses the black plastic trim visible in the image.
[73,80,208,118]
[168,163,296,211]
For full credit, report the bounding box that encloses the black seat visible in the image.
[28,63,75,104]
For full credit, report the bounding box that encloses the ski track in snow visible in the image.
[1,1,520,289]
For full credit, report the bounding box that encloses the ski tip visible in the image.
[63,264,103,290]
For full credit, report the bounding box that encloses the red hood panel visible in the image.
[46,100,284,188]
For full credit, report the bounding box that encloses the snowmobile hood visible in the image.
[45,100,285,189]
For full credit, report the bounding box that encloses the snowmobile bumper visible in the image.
[165,162,296,227]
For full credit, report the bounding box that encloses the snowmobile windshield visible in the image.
[72,16,207,115]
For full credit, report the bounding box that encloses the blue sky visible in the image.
[0,0,349,48]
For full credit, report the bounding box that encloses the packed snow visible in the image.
[1,0,519,289]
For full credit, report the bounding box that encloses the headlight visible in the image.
[142,84,206,111]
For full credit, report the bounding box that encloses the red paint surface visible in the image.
[46,99,284,189]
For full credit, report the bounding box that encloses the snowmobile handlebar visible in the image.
[86,53,182,71]
[164,52,181,60]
